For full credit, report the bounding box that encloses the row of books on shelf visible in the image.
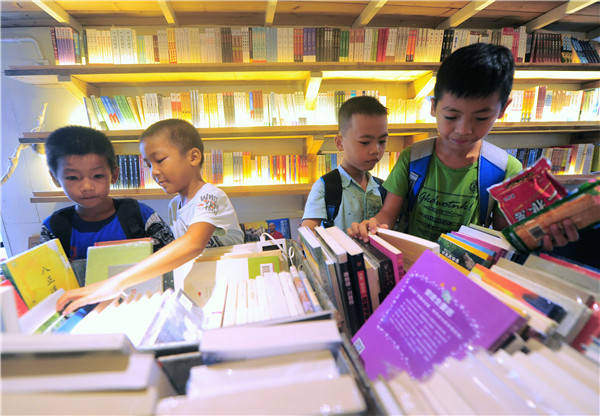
[52,25,600,65]
[85,86,599,132]
[84,90,384,130]
[506,143,599,175]
[113,151,311,189]
[500,86,600,123]
[111,149,403,191]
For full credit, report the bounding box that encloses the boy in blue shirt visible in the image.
[40,125,174,260]
[350,43,578,250]
[302,95,389,231]
[57,119,244,314]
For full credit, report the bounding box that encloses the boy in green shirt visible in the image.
[350,43,578,250]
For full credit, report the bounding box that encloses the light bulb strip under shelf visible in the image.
[19,121,599,144]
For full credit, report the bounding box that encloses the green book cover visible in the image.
[85,240,153,285]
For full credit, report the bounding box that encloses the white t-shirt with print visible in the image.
[168,183,244,247]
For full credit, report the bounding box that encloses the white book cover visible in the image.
[187,349,338,399]
[200,319,341,362]
[263,272,290,320]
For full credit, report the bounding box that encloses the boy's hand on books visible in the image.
[542,218,579,251]
[56,278,123,315]
[347,218,388,243]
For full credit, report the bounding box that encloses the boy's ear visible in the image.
[111,167,120,185]
[430,98,437,117]
[49,170,61,188]
[334,135,344,151]
[189,148,202,166]
[498,97,512,119]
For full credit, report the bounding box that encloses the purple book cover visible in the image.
[351,250,525,381]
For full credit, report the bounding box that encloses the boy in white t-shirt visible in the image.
[57,119,244,314]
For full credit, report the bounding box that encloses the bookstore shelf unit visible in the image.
[10,61,600,203]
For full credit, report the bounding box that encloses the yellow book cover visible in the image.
[0,239,79,308]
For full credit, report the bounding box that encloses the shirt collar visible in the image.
[336,165,379,192]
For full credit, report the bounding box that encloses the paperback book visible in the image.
[352,250,526,380]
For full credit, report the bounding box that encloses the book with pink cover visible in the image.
[368,234,404,284]
[351,250,526,381]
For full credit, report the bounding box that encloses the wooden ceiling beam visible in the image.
[158,0,178,26]
[352,0,387,28]
[31,0,82,33]
[265,0,277,27]
[435,0,495,30]
[525,0,597,32]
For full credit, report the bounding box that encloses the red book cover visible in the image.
[1,279,29,317]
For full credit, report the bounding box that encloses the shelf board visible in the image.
[5,62,599,86]
[30,184,313,203]
[19,121,599,144]
[554,173,599,185]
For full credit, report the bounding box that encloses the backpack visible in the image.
[49,198,146,257]
[401,137,508,230]
[322,168,387,228]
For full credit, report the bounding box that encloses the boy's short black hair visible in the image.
[141,119,204,158]
[433,43,515,108]
[338,96,388,135]
[45,125,117,175]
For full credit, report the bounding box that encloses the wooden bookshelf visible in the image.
[5,62,600,99]
[30,183,313,203]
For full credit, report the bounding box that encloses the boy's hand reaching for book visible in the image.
[56,278,124,315]
[347,218,388,243]
[542,218,579,252]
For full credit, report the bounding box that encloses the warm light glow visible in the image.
[414,77,436,101]
[515,70,600,80]
[69,105,90,127]
[304,73,323,111]
[324,70,431,81]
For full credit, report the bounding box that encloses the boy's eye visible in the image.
[157,157,166,163]
[379,139,388,145]
[476,117,491,121]
[94,174,106,179]
[444,116,457,120]
[359,141,370,146]
[65,176,78,181]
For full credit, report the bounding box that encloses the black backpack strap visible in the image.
[114,198,146,239]
[48,206,76,258]
[373,176,387,204]
[322,169,342,228]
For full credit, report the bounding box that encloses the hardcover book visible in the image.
[352,250,526,380]
[0,239,79,309]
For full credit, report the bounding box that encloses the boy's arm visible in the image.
[56,222,216,315]
[348,192,404,242]
[300,218,321,231]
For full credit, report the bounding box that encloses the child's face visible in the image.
[50,154,118,209]
[140,133,199,195]
[431,92,510,152]
[335,113,388,173]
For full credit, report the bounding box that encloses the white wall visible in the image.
[1,27,304,257]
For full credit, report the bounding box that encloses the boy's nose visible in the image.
[80,178,94,191]
[455,119,473,135]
